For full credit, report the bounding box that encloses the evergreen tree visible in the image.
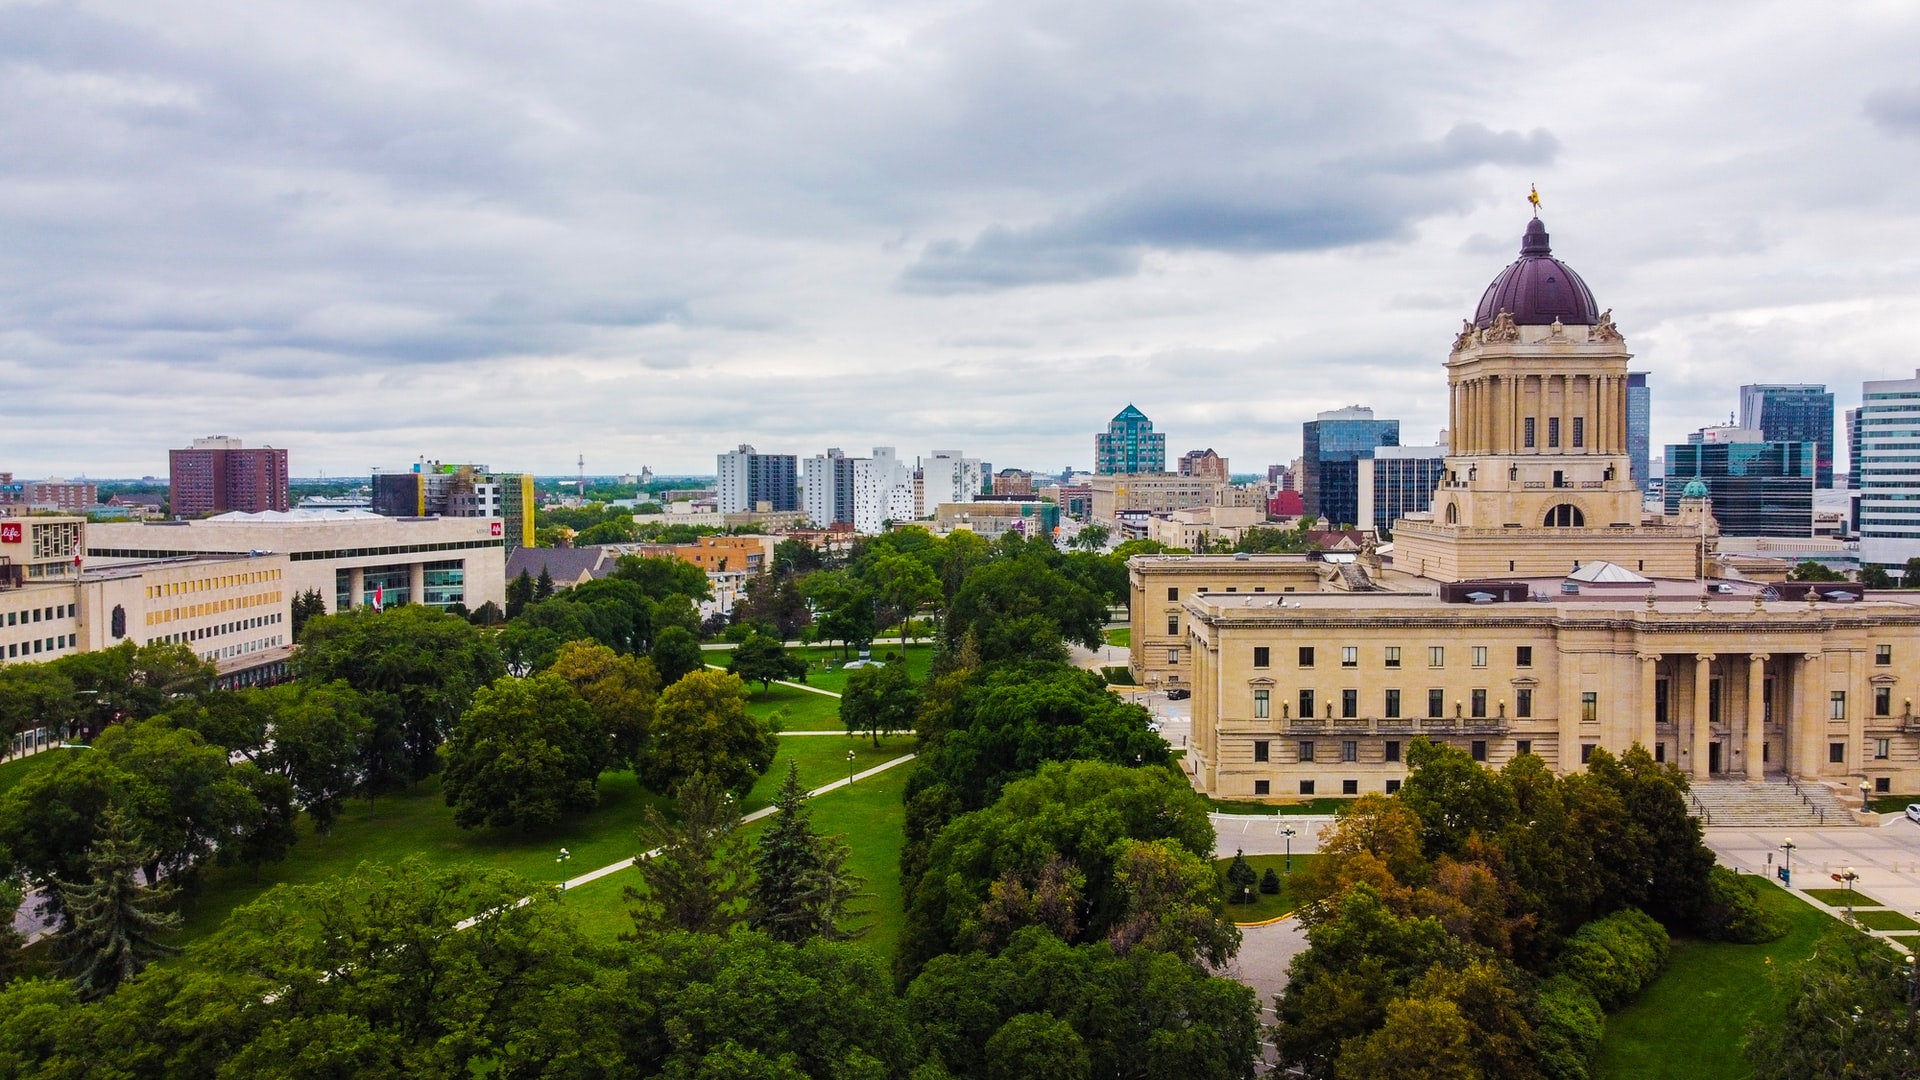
[1261,867,1282,895]
[748,762,868,942]
[506,570,536,618]
[53,809,181,1000]
[1225,849,1258,904]
[535,567,556,601]
[625,773,751,936]
[289,589,329,642]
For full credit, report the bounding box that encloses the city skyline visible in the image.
[4,2,1919,477]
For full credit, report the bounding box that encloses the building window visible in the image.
[1429,647,1445,668]
[1385,778,1402,794]
[1342,740,1358,762]
[1516,739,1531,757]
[1384,689,1401,718]
[1300,780,1316,796]
[1342,689,1358,718]
[1516,689,1532,718]
[1582,692,1598,721]
[1167,587,1179,601]
[1472,646,1488,668]
[1876,687,1892,717]
[1299,647,1315,667]
[1385,646,1401,668]
[1875,738,1890,761]
[1253,646,1270,668]
[1878,777,1892,793]
[1572,416,1585,448]
[1580,743,1596,764]
[1384,740,1401,763]
[1254,739,1270,762]
[1471,740,1487,762]
[1299,690,1315,718]
[1428,689,1444,718]
[1832,691,1847,720]
[1516,646,1532,668]
[1254,780,1270,795]
[1524,417,1536,448]
[1299,741,1315,762]
[1167,616,1179,635]
[1548,417,1561,447]
[1830,742,1846,764]
[1471,690,1487,718]
[1337,779,1355,795]
[1655,680,1669,724]
[1342,646,1358,668]
[1254,690,1270,719]
[1877,644,1892,666]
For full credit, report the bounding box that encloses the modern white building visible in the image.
[920,450,982,517]
[805,447,917,533]
[1857,370,1920,567]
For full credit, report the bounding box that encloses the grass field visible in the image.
[0,751,59,795]
[791,644,935,696]
[1214,853,1319,924]
[1594,880,1836,1080]
[1852,909,1920,932]
[1106,627,1131,647]
[1803,887,1882,907]
[1208,796,1355,816]
[740,678,846,730]
[1869,795,1920,814]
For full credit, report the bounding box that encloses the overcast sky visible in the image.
[6,0,1920,480]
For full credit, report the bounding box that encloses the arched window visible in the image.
[1544,504,1585,527]
[1445,503,1459,525]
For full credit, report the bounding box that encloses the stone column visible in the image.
[1746,654,1768,780]
[409,562,426,607]
[1638,654,1660,753]
[346,567,364,612]
[1796,654,1825,779]
[1692,653,1715,780]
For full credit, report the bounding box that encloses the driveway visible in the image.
[1705,819,1920,923]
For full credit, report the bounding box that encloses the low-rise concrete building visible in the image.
[1127,554,1335,691]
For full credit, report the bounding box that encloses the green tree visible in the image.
[1068,524,1110,552]
[729,632,807,690]
[1789,559,1846,582]
[52,809,180,1000]
[871,552,941,648]
[295,605,504,791]
[733,573,812,640]
[842,661,919,746]
[535,566,556,600]
[625,773,750,936]
[548,640,660,771]
[506,568,536,618]
[1224,849,1258,904]
[651,625,707,686]
[773,537,827,575]
[257,681,371,835]
[805,570,878,658]
[1333,995,1478,1080]
[469,599,505,626]
[645,670,776,794]
[1904,557,1920,588]
[0,663,74,744]
[288,589,329,641]
[1746,929,1914,1080]
[610,553,714,603]
[944,558,1105,663]
[441,673,608,830]
[1859,565,1894,590]
[749,762,869,943]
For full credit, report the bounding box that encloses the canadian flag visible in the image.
[372,585,384,613]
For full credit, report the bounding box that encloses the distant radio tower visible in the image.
[578,454,586,494]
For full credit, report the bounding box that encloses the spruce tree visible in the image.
[534,567,556,601]
[625,773,751,936]
[54,808,181,1000]
[747,762,869,942]
[506,570,535,618]
[1225,849,1258,905]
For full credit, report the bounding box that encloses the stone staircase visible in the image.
[1686,778,1858,828]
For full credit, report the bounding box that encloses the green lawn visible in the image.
[1208,796,1355,816]
[745,733,916,813]
[1215,853,1319,924]
[740,679,846,730]
[788,644,935,696]
[1106,627,1131,647]
[1869,795,1920,814]
[1852,909,1920,932]
[1802,887,1882,907]
[1594,880,1837,1080]
[0,751,60,794]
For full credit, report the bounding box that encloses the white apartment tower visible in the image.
[1857,371,1920,568]
[920,451,982,517]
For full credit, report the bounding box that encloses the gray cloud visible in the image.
[1866,88,1920,137]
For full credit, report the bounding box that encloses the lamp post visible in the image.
[556,847,572,890]
[847,749,857,786]
[1862,780,1873,813]
[1841,866,1861,922]
[1781,837,1796,886]
[1282,825,1297,875]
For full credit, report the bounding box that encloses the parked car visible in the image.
[1905,803,1920,824]
[1165,688,1191,700]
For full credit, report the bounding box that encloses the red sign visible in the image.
[490,521,504,537]
[0,523,20,544]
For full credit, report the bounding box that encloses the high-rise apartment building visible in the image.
[1740,384,1835,488]
[1301,406,1399,528]
[1857,371,1920,566]
[716,445,799,514]
[1664,429,1814,537]
[1626,372,1651,491]
[168,437,289,519]
[1356,445,1447,536]
[1094,405,1166,474]
[1847,407,1863,491]
[920,451,982,517]
[1178,449,1229,481]
[370,461,535,553]
[19,479,97,512]
[803,447,915,533]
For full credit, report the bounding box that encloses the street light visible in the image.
[1862,780,1873,813]
[848,749,857,786]
[1781,837,1796,886]
[1282,824,1297,875]
[1840,866,1861,922]
[556,847,572,890]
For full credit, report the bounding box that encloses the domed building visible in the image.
[1148,214,1920,802]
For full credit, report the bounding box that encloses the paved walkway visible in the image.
[1705,819,1920,947]
[704,664,842,699]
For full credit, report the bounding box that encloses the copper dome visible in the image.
[1473,218,1599,328]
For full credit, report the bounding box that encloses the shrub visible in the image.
[1553,908,1669,1009]
[1532,974,1605,1080]
[1701,865,1788,943]
[1260,868,1281,895]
